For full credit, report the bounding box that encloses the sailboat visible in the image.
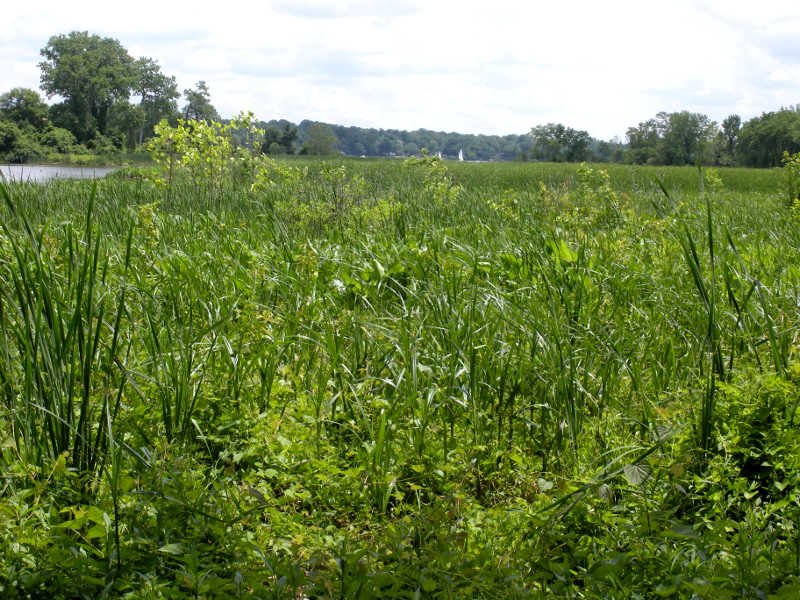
[438,151,442,159]
[458,149,464,161]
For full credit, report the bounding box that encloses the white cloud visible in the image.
[270,0,421,20]
[1,0,799,140]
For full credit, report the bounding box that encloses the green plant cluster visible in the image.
[0,86,143,164]
[782,152,800,212]
[0,155,799,599]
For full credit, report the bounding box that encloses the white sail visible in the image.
[458,149,464,161]
[438,151,442,159]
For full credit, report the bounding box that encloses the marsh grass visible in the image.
[0,158,799,598]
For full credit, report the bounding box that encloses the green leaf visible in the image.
[537,478,553,492]
[54,454,68,478]
[653,588,679,597]
[84,506,106,524]
[86,524,107,539]
[664,523,699,539]
[157,543,184,555]
[623,463,652,486]
[547,239,578,264]
[770,582,800,599]
[422,578,437,592]
[508,453,525,465]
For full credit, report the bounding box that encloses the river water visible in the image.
[1,164,118,182]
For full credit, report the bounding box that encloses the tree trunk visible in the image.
[138,94,147,148]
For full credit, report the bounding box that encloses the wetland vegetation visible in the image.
[1,117,800,598]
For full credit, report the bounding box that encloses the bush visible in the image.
[0,120,22,154]
[39,126,78,154]
[0,120,41,162]
[4,137,41,163]
[782,151,800,210]
[86,133,123,155]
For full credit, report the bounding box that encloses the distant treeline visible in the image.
[621,108,800,168]
[255,106,800,167]
[251,118,534,161]
[1,30,798,167]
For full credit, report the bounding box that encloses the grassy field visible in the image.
[0,156,799,599]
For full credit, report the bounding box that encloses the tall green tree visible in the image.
[563,128,593,162]
[530,123,566,162]
[529,123,592,162]
[133,57,179,147]
[625,119,660,165]
[722,114,741,155]
[261,126,282,153]
[280,123,299,154]
[302,123,339,155]
[182,81,220,122]
[658,111,717,165]
[625,111,717,166]
[39,31,135,141]
[737,107,800,167]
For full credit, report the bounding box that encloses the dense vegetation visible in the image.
[0,31,217,163]
[1,119,800,598]
[622,109,800,168]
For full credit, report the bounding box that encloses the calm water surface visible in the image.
[1,164,118,182]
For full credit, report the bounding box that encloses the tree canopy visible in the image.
[133,57,180,147]
[624,111,717,166]
[0,32,227,160]
[0,88,50,132]
[182,81,220,123]
[737,107,800,168]
[528,123,593,163]
[302,123,340,155]
[0,32,228,160]
[39,31,135,141]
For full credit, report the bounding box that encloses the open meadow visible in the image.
[1,152,799,599]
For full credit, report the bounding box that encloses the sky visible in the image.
[2,0,799,140]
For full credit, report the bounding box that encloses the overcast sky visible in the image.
[2,0,799,140]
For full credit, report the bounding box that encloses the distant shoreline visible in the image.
[3,153,153,167]
[1,163,119,182]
